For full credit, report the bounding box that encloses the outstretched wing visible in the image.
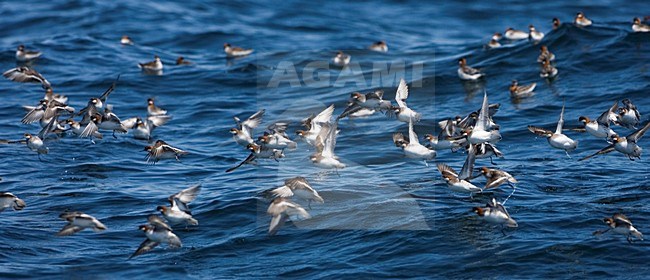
[475,91,489,131]
[459,144,476,180]
[578,145,615,161]
[99,74,120,103]
[555,103,565,134]
[337,103,362,120]
[226,153,256,173]
[285,177,310,190]
[438,118,455,139]
[56,225,84,236]
[408,117,419,145]
[38,117,57,139]
[436,163,458,178]
[395,78,409,108]
[22,104,45,124]
[528,125,553,137]
[313,105,335,124]
[613,213,633,226]
[485,176,507,190]
[596,101,618,126]
[170,184,201,214]
[241,109,265,137]
[627,121,650,144]
[321,121,338,158]
[129,239,160,259]
[147,215,173,232]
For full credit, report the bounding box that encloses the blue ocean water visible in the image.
[1,0,650,278]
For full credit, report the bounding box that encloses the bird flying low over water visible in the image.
[528,103,578,157]
[230,109,265,148]
[130,215,182,259]
[296,105,334,147]
[267,197,311,236]
[393,117,436,164]
[393,78,421,123]
[226,143,284,173]
[9,116,58,161]
[311,121,345,170]
[576,101,618,139]
[144,140,189,164]
[468,92,501,145]
[56,212,106,236]
[157,184,201,226]
[579,121,650,161]
[3,66,51,89]
[271,177,323,208]
[436,144,482,196]
[594,213,643,244]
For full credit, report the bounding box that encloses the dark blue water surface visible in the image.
[1,0,650,278]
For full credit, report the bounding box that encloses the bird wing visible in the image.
[321,121,338,158]
[613,213,633,226]
[596,101,618,126]
[475,91,489,131]
[627,121,650,143]
[436,163,458,178]
[22,105,45,124]
[459,144,476,180]
[121,117,138,129]
[313,105,335,124]
[395,78,408,108]
[555,103,565,134]
[225,153,256,173]
[80,121,99,138]
[172,184,201,204]
[38,117,57,139]
[99,74,120,103]
[3,67,51,88]
[267,122,289,135]
[148,115,172,128]
[438,118,455,138]
[147,215,173,231]
[56,225,84,236]
[59,211,84,220]
[528,125,553,137]
[170,184,201,214]
[129,239,160,259]
[314,122,331,154]
[270,186,294,198]
[242,109,265,136]
[495,203,511,218]
[392,132,407,146]
[578,145,615,161]
[407,117,419,145]
[268,214,288,236]
[337,103,362,120]
[285,177,311,190]
[161,144,187,155]
[285,202,311,219]
[485,176,507,190]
